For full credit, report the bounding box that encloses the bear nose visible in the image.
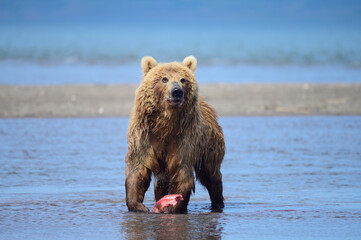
[171,88,184,98]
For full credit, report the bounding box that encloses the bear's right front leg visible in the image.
[125,164,151,212]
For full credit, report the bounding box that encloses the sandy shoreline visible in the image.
[1,83,361,118]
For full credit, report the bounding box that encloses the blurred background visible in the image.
[1,0,361,84]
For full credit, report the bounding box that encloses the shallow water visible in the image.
[1,117,361,239]
[2,61,361,85]
[1,26,361,85]
[1,27,361,67]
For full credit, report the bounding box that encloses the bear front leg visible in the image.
[168,169,195,214]
[125,164,151,212]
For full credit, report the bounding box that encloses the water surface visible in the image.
[1,26,361,85]
[1,117,361,239]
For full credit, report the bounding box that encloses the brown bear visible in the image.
[125,56,225,213]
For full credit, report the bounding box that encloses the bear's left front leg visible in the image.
[125,164,151,212]
[168,168,195,214]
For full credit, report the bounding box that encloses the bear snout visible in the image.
[166,82,184,106]
[171,87,184,99]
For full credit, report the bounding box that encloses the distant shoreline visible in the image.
[1,83,361,118]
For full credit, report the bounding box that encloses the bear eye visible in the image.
[180,78,186,84]
[162,77,168,83]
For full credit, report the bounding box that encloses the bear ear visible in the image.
[141,56,158,74]
[182,55,197,72]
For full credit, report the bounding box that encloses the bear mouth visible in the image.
[167,98,184,107]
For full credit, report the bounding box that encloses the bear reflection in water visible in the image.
[125,56,225,213]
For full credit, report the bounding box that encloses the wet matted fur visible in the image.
[125,56,225,213]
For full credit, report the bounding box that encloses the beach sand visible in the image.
[1,83,361,118]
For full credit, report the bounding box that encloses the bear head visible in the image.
[138,56,198,113]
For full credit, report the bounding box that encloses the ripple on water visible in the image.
[1,117,361,239]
